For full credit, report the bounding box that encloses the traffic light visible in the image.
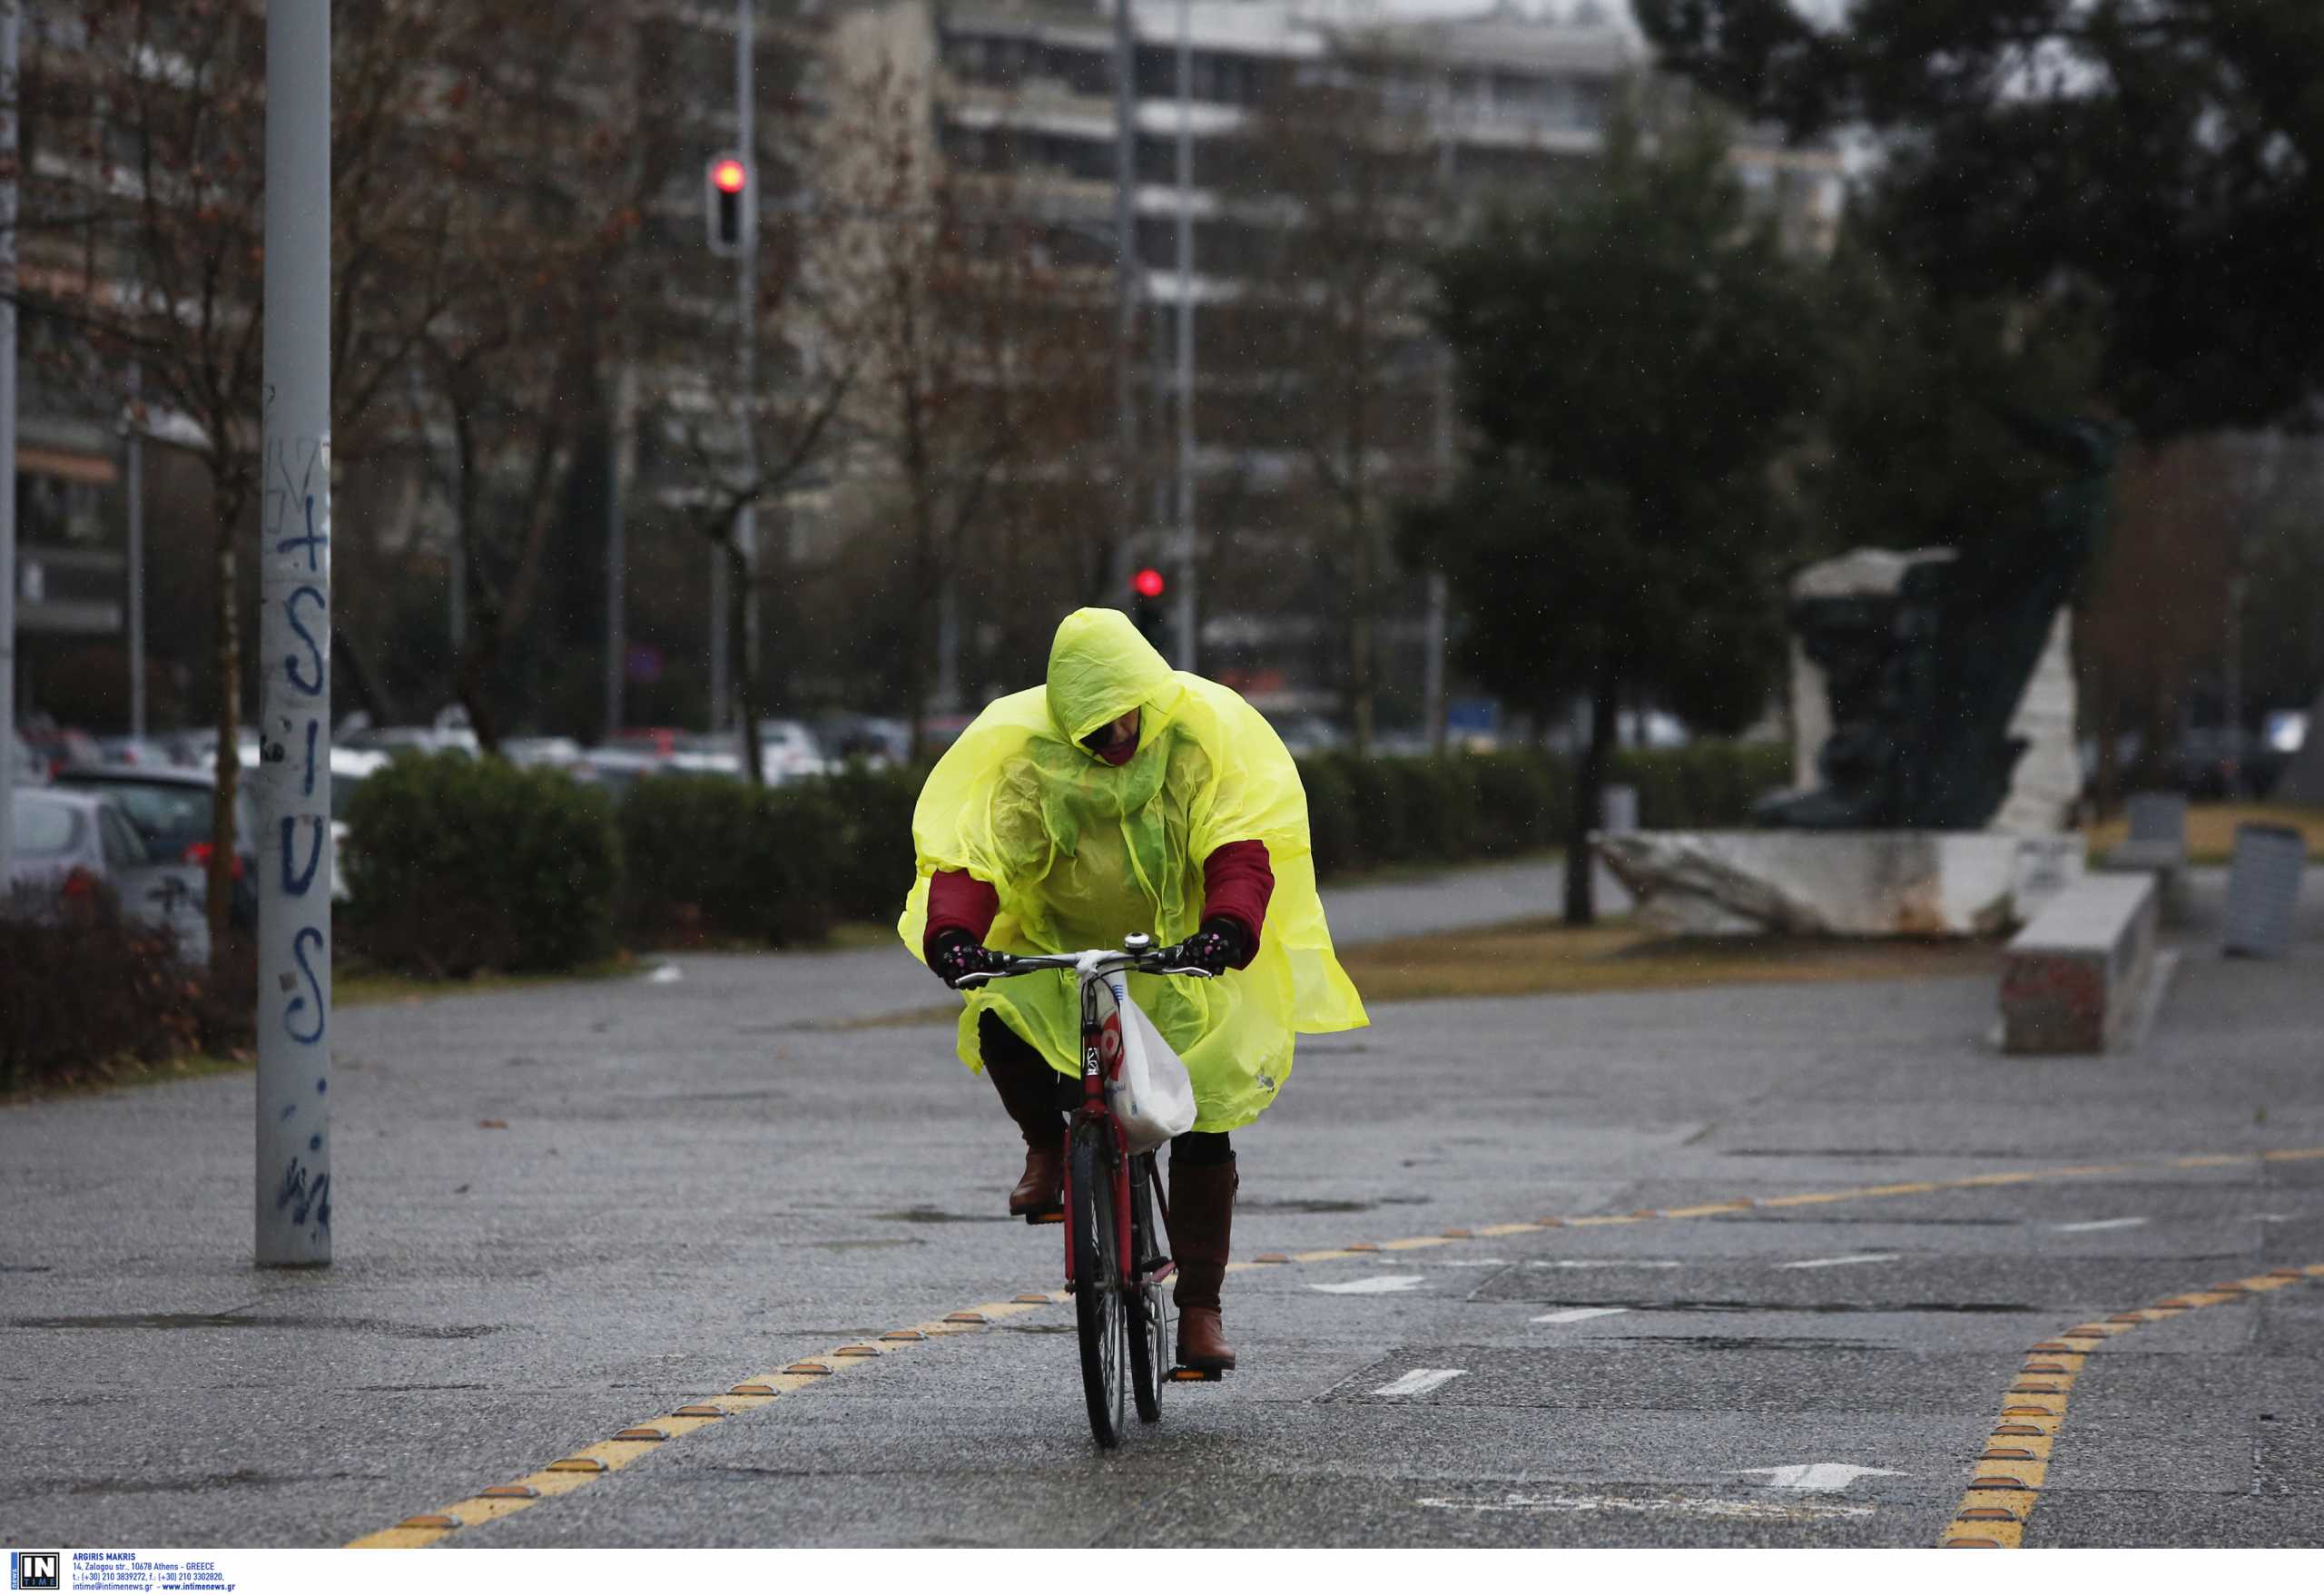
[705,153,751,256]
[1130,567,1167,649]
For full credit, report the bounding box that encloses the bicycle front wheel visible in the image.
[1070,1124,1127,1448]
[1128,1152,1164,1424]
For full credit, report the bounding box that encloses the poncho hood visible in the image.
[1046,606,1180,747]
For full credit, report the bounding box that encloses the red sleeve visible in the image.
[924,870,1000,962]
[1200,841,1274,970]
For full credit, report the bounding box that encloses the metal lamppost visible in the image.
[254,0,334,1268]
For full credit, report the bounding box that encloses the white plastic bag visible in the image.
[1097,973,1198,1153]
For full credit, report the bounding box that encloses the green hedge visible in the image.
[1610,743,1792,830]
[619,773,844,948]
[342,752,621,976]
[335,740,1788,978]
[1292,742,1786,880]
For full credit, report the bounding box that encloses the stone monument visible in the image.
[1600,407,2117,937]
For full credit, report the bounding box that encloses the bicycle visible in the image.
[957,932,1218,1447]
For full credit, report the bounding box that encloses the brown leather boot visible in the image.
[984,1047,1064,1217]
[1169,1157,1238,1370]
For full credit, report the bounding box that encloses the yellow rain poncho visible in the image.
[898,608,1368,1131]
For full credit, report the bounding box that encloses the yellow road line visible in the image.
[350,1145,2324,1549]
[1936,1263,2324,1549]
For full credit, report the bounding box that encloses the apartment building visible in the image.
[929,0,1843,724]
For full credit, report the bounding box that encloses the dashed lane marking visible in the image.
[1738,1463,1903,1493]
[1372,1367,1468,1398]
[1417,1492,1874,1522]
[1532,1306,1630,1324]
[1310,1275,1427,1295]
[1780,1253,1902,1270]
[2051,1216,2147,1233]
[1936,1261,2324,1548]
[351,1143,2324,1548]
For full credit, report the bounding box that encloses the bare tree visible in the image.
[1219,74,1441,755]
[813,50,1110,758]
[13,0,501,960]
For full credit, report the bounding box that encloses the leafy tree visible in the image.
[1635,0,2324,438]
[1404,113,1826,923]
[1799,243,2106,560]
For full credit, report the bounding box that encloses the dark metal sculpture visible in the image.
[1760,408,2118,831]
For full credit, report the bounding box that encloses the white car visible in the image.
[755,719,831,784]
[8,786,212,964]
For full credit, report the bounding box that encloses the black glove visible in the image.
[931,930,1008,989]
[1162,918,1247,977]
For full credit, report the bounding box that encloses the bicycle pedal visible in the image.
[1167,1365,1226,1383]
[1022,1208,1064,1226]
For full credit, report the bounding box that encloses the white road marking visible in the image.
[1779,1253,1902,1270]
[646,963,684,985]
[1532,1306,1631,1324]
[1738,1463,1904,1493]
[1526,1259,1685,1269]
[1416,1492,1873,1521]
[1311,1275,1427,1295]
[1372,1367,1467,1398]
[2052,1216,2147,1233]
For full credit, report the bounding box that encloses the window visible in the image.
[13,800,82,857]
[99,806,151,870]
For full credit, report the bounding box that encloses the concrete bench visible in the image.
[2000,872,2159,1054]
[2100,792,2191,924]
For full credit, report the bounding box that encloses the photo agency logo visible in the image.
[9,1552,60,1592]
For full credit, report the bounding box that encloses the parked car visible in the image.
[343,724,478,758]
[813,714,912,767]
[17,723,103,778]
[7,786,211,962]
[1266,714,1347,756]
[501,736,586,769]
[8,731,46,784]
[95,734,185,768]
[53,764,260,930]
[755,719,831,784]
[574,746,671,801]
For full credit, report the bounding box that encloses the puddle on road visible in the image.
[1241,1196,1429,1216]
[872,1207,1013,1225]
[10,1312,500,1339]
[1617,1335,1886,1352]
[1527,1299,2038,1315]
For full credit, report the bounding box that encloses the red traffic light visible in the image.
[711,157,748,194]
[1133,567,1167,599]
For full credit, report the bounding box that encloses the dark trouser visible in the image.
[978,1009,1231,1167]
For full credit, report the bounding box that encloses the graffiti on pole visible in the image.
[257,433,332,1255]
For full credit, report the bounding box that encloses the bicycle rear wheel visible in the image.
[1127,1152,1165,1423]
[1070,1124,1127,1448]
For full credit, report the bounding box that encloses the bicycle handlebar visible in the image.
[951,944,1216,988]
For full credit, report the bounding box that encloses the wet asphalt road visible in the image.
[2,861,2321,1549]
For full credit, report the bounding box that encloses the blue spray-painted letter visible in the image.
[283,925,327,1044]
[285,586,327,695]
[280,816,326,897]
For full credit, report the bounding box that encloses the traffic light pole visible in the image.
[255,0,333,1268]
[734,0,759,749]
[1108,0,1139,602]
[1171,0,1196,672]
[0,2,17,897]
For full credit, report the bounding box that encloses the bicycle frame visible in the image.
[1066,953,1144,1294]
[958,937,1202,1294]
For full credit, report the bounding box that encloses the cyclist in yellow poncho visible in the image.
[900,607,1367,1370]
